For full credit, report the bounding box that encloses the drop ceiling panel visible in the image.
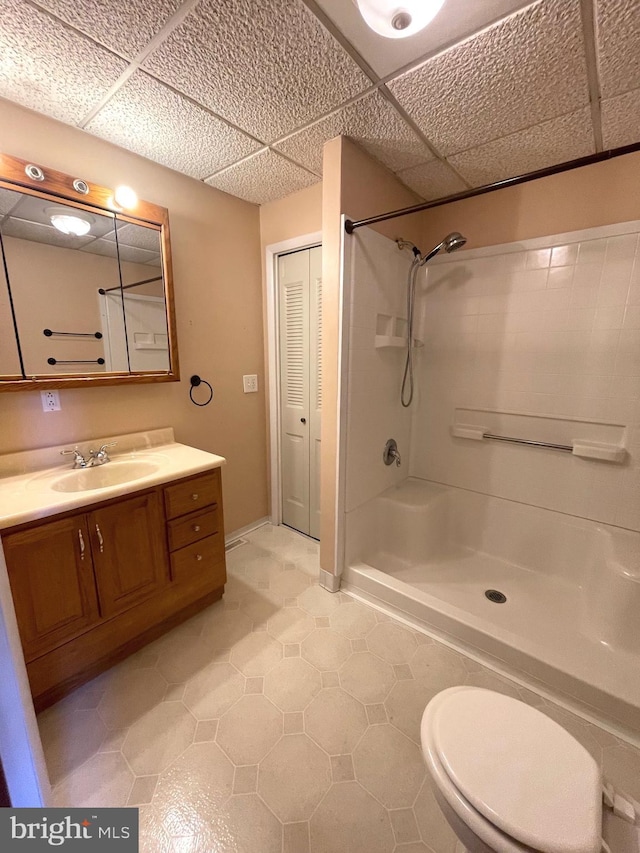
[449,108,595,186]
[87,72,261,179]
[601,89,640,150]
[0,0,128,124]
[388,0,590,156]
[108,222,162,251]
[596,0,640,98]
[143,0,371,143]
[313,0,535,78]
[1,218,93,249]
[205,150,319,204]
[36,0,183,60]
[275,91,434,174]
[397,160,468,201]
[0,188,21,215]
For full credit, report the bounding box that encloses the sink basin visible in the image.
[51,460,160,493]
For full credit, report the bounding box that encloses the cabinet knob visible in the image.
[193,525,201,532]
[196,554,203,561]
[191,493,199,501]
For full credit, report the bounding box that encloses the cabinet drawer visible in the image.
[164,470,220,519]
[170,533,225,584]
[167,507,220,552]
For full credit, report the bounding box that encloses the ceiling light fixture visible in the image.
[114,185,138,210]
[354,0,445,38]
[48,207,92,237]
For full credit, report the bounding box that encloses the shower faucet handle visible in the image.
[383,439,401,467]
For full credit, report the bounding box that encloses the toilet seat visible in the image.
[422,687,603,853]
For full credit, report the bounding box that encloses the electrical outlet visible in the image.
[243,374,258,393]
[41,391,61,412]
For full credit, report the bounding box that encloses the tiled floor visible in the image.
[40,524,640,853]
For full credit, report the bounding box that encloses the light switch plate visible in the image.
[243,374,258,393]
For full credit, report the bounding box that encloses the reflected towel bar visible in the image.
[43,329,103,339]
[483,433,573,452]
[47,358,106,366]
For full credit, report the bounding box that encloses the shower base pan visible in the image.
[343,478,640,736]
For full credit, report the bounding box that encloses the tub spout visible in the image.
[383,439,401,467]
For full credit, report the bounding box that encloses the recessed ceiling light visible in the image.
[355,0,445,38]
[114,185,138,210]
[48,207,92,236]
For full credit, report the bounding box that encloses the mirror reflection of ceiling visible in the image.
[0,188,162,268]
[0,0,637,205]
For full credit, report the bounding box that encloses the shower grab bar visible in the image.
[483,433,573,452]
[450,425,627,462]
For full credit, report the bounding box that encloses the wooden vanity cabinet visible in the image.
[2,467,226,710]
[89,491,168,619]
[3,516,101,661]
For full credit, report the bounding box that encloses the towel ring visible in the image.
[189,375,213,407]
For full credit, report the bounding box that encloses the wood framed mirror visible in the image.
[0,153,179,390]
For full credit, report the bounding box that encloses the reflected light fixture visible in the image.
[114,185,138,210]
[355,0,445,38]
[48,207,92,236]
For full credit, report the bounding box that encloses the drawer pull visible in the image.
[193,524,201,532]
[196,554,203,561]
[78,528,85,560]
[95,523,104,553]
[191,493,199,501]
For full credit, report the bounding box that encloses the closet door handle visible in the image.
[300,418,306,424]
[78,529,85,560]
[95,523,104,553]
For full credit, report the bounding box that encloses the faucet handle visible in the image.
[97,441,117,453]
[60,448,88,468]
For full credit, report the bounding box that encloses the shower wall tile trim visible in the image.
[408,220,640,532]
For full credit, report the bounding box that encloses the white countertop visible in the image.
[0,428,225,531]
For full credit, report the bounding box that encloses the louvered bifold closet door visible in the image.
[279,251,311,535]
[308,246,322,540]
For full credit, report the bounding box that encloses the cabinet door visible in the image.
[3,516,100,661]
[89,491,168,619]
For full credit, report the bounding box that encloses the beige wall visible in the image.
[320,137,423,574]
[419,150,640,250]
[0,99,267,533]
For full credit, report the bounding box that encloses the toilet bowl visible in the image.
[420,687,640,853]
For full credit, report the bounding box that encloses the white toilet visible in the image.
[420,686,640,853]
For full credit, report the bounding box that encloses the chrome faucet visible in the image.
[88,442,117,467]
[60,441,117,468]
[383,439,401,467]
[60,447,89,468]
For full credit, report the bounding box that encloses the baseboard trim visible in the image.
[225,517,270,545]
[319,568,341,593]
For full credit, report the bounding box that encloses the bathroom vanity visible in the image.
[0,429,226,711]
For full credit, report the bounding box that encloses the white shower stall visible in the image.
[339,221,640,734]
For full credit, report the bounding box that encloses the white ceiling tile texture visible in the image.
[0,0,638,206]
[388,0,590,156]
[595,0,640,98]
[397,160,468,201]
[205,149,320,204]
[86,72,261,179]
[34,0,184,59]
[601,89,640,150]
[143,0,371,143]
[449,108,596,186]
[0,0,128,124]
[274,91,434,175]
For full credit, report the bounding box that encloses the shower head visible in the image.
[419,231,467,264]
[443,232,467,253]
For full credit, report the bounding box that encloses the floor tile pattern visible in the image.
[40,524,640,853]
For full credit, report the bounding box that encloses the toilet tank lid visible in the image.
[428,687,603,853]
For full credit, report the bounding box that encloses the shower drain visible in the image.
[485,589,507,604]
